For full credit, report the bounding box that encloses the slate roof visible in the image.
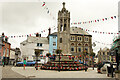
[50,27,91,36]
[20,37,48,45]
[70,27,90,35]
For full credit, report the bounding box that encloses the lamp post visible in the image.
[56,49,62,72]
[35,49,42,70]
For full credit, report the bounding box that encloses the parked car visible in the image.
[16,62,23,67]
[26,60,35,66]
[16,60,35,67]
[100,62,111,74]
[97,62,117,74]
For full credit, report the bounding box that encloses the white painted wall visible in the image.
[20,42,49,61]
[10,50,15,59]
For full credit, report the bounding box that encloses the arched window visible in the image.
[71,43,74,46]
[64,24,66,31]
[60,25,63,31]
[85,44,88,46]
[78,43,81,46]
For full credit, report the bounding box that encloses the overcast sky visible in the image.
[0,0,120,53]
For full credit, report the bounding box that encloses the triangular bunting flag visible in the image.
[42,2,45,7]
[114,16,116,18]
[111,17,113,19]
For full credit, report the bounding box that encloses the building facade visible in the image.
[57,2,70,55]
[110,35,120,70]
[0,33,11,65]
[57,3,92,57]
[70,27,92,56]
[49,32,57,55]
[98,47,111,63]
[9,48,15,65]
[0,37,3,64]
[20,35,49,61]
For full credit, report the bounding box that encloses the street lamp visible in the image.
[56,49,62,72]
[34,49,43,70]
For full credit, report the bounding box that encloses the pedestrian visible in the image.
[2,59,5,67]
[23,59,26,70]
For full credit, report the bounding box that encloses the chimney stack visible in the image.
[39,34,41,37]
[1,33,5,41]
[36,33,39,37]
[36,33,41,37]
[48,28,51,36]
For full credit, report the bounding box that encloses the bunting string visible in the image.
[71,16,117,25]
[8,26,57,38]
[41,2,56,20]
[78,27,119,35]
[93,40,112,46]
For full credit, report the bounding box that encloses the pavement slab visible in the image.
[2,66,26,78]
[11,67,111,78]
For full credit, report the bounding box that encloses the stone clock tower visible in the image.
[57,2,70,54]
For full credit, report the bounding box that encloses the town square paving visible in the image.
[11,67,111,78]
[1,66,119,80]
[0,66,2,80]
[2,66,26,78]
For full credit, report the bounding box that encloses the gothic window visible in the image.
[60,25,63,31]
[103,52,105,55]
[60,19,62,23]
[60,38,62,43]
[64,19,67,23]
[71,36,72,40]
[64,24,66,31]
[78,37,80,40]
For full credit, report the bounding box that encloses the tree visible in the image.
[46,53,51,57]
[55,49,62,54]
[90,52,95,57]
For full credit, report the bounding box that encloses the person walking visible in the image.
[23,59,26,70]
[2,59,5,67]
